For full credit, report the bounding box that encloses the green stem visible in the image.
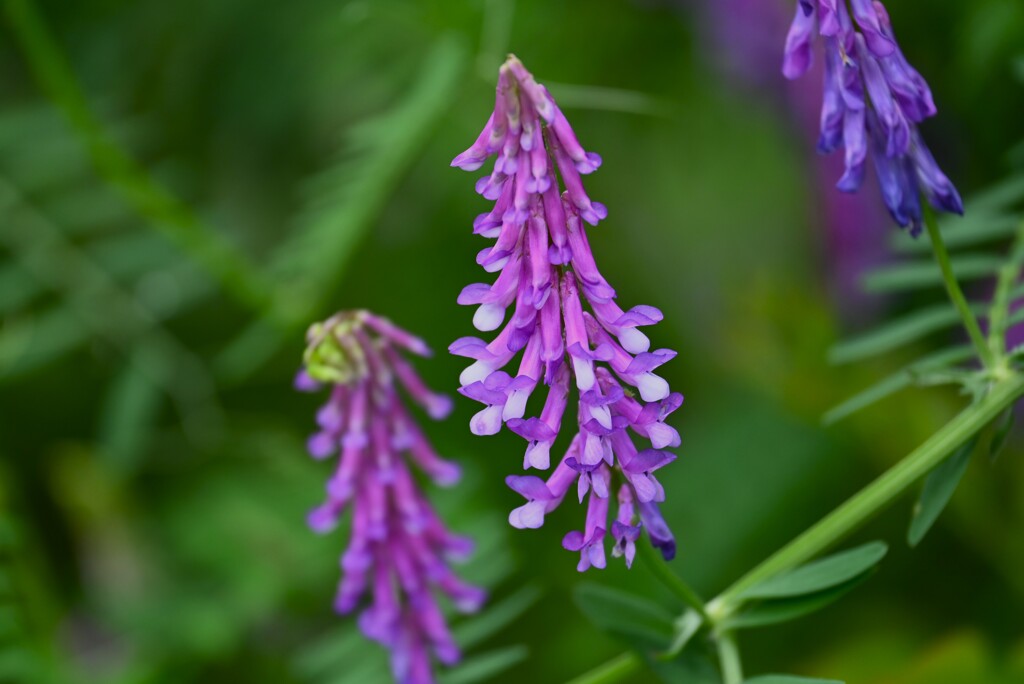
[564,652,641,684]
[637,537,710,621]
[3,0,272,313]
[923,206,996,370]
[987,221,1024,363]
[716,632,744,684]
[715,372,1024,608]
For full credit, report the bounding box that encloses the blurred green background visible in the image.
[1,0,1024,682]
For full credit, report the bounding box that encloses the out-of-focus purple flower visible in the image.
[674,0,888,318]
[450,55,682,571]
[783,0,962,235]
[299,311,484,684]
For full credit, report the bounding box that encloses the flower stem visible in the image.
[716,632,744,684]
[923,206,996,371]
[715,372,1024,608]
[637,539,710,621]
[564,652,641,684]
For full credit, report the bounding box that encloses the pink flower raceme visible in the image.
[783,0,962,235]
[450,55,682,571]
[297,311,485,684]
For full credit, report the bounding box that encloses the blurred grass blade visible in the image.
[3,0,272,310]
[0,178,220,437]
[453,585,540,649]
[862,253,1001,293]
[439,645,529,684]
[743,677,843,684]
[891,174,1024,253]
[908,436,978,547]
[98,349,164,477]
[543,81,673,117]
[216,35,467,382]
[291,629,366,681]
[829,304,983,365]
[824,345,975,424]
[823,373,912,426]
[739,542,887,600]
[573,583,675,651]
[892,214,1020,254]
[958,174,1024,213]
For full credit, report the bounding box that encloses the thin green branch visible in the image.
[923,206,996,370]
[564,652,641,684]
[714,372,1024,610]
[716,632,744,684]
[987,221,1024,364]
[3,0,272,312]
[637,538,709,621]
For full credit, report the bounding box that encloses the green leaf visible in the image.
[824,345,975,424]
[739,542,887,600]
[98,350,164,476]
[988,409,1014,462]
[217,35,468,382]
[823,372,912,425]
[573,583,675,650]
[891,175,1024,253]
[453,585,540,650]
[908,436,978,547]
[650,648,723,684]
[662,610,703,660]
[4,0,271,310]
[439,645,529,684]
[893,214,1020,253]
[829,304,983,365]
[960,174,1024,214]
[744,676,843,684]
[725,572,873,630]
[862,253,1002,293]
[541,81,673,117]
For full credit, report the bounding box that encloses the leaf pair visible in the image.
[730,542,888,630]
[827,172,1024,421]
[908,408,1014,547]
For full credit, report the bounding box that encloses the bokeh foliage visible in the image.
[1,0,1023,682]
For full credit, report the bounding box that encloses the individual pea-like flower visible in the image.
[297,310,485,684]
[783,0,963,235]
[450,55,682,571]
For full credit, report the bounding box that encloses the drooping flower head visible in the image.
[783,0,963,235]
[450,55,682,571]
[297,310,485,684]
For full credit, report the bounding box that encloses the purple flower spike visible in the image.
[298,310,483,684]
[783,0,962,234]
[452,55,682,570]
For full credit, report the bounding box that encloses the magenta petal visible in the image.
[624,449,676,474]
[562,530,586,551]
[505,474,553,500]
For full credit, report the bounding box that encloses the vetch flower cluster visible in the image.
[783,0,963,235]
[297,311,484,684]
[450,55,682,571]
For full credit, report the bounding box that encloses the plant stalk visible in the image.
[638,538,709,621]
[715,372,1024,608]
[564,652,641,684]
[716,632,744,684]
[986,220,1024,364]
[923,206,996,370]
